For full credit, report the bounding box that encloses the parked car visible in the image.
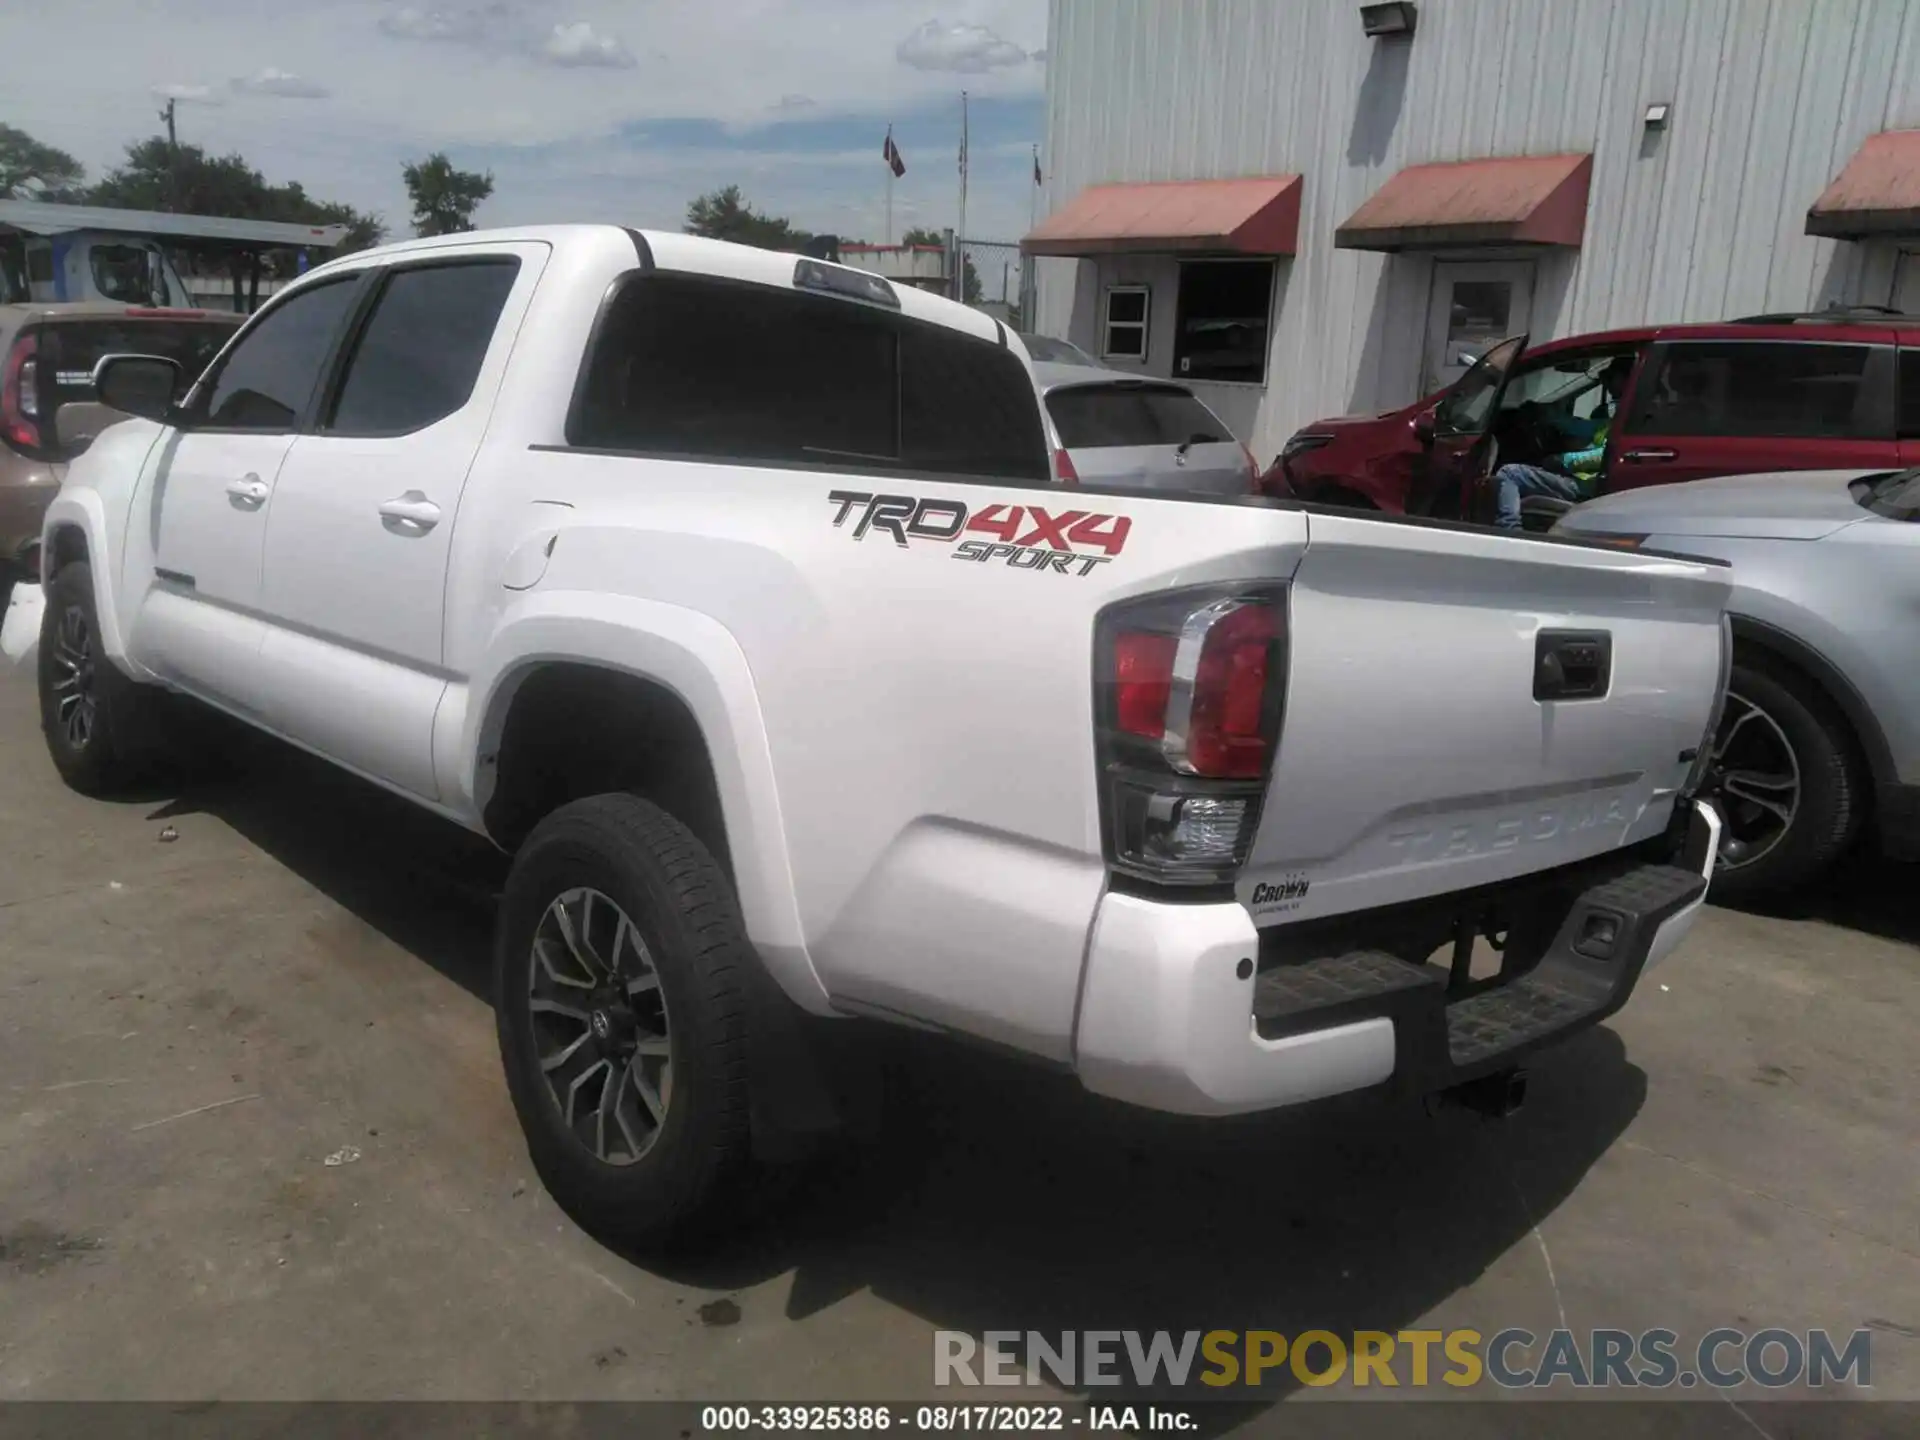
[1,302,241,575]
[1017,332,1099,366]
[1269,307,1920,518]
[1033,361,1258,495]
[22,224,1727,1249]
[1555,467,1920,901]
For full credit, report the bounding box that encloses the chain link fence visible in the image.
[952,237,1029,329]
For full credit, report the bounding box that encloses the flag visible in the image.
[1032,146,1042,186]
[883,127,906,178]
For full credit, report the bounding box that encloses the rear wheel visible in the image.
[494,794,755,1251]
[1707,659,1862,905]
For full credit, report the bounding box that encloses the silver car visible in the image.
[1555,468,1920,901]
[1030,361,1256,497]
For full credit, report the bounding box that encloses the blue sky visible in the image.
[1,0,1051,243]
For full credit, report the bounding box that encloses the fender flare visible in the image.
[39,490,148,676]
[462,589,829,1014]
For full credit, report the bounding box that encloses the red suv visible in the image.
[1267,307,1920,519]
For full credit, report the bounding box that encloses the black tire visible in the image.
[494,794,754,1251]
[37,561,167,795]
[1708,657,1863,906]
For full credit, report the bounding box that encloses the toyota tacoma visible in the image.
[23,225,1728,1247]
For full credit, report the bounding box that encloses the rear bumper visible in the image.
[1073,799,1719,1116]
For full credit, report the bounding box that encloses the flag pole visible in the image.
[956,91,969,301]
[885,125,894,245]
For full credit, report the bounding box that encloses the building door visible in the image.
[1424,261,1536,396]
[1894,251,1920,312]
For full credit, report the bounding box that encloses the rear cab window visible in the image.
[1047,384,1228,449]
[569,269,1048,482]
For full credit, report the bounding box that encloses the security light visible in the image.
[1360,2,1417,38]
[1644,102,1671,129]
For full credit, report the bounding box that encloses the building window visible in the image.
[1102,286,1149,360]
[1173,260,1274,385]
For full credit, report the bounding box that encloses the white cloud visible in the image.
[773,93,817,111]
[378,6,486,43]
[896,19,1027,73]
[11,2,1048,247]
[152,82,223,106]
[232,68,331,99]
[539,20,635,68]
[1030,46,1047,62]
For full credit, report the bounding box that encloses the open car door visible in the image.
[1407,333,1527,520]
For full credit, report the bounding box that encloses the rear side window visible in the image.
[327,260,519,436]
[1899,350,1920,439]
[1627,342,1882,439]
[201,277,360,431]
[46,320,238,401]
[1047,384,1228,449]
[570,271,1047,481]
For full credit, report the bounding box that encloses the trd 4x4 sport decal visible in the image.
[827,490,1132,576]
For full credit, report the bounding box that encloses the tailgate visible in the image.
[1239,512,1730,924]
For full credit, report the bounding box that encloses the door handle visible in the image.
[1534,630,1613,702]
[378,491,442,534]
[225,473,269,508]
[1620,448,1678,464]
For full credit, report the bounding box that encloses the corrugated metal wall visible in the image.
[1035,0,1920,460]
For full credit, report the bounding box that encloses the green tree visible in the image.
[84,135,386,274]
[403,152,494,237]
[0,123,86,199]
[684,185,810,251]
[903,226,980,303]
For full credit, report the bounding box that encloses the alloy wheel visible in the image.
[49,605,98,750]
[1709,691,1802,871]
[527,886,673,1165]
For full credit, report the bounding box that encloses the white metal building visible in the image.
[1026,0,1920,460]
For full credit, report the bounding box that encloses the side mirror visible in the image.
[94,354,182,424]
[1412,413,1436,445]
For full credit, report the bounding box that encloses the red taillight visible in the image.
[1102,593,1286,779]
[0,332,39,452]
[1054,447,1080,485]
[1113,631,1177,739]
[1183,602,1278,777]
[1096,587,1289,885]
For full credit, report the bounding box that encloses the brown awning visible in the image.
[1807,130,1920,239]
[1021,175,1303,258]
[1335,153,1592,252]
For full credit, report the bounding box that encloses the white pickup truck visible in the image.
[16,225,1728,1248]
